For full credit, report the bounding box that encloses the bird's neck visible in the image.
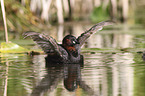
[62,44,80,57]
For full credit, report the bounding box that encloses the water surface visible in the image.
[0,23,145,96]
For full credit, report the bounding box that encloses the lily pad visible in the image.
[0,42,28,53]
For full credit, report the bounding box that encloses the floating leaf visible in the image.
[0,42,28,53]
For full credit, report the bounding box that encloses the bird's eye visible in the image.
[72,41,76,44]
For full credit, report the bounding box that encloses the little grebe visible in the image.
[23,20,113,63]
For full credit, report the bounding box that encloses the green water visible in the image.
[0,24,145,96]
[0,52,145,96]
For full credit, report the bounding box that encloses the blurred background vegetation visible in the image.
[0,0,145,33]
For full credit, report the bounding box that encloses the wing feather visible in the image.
[77,20,114,46]
[23,31,67,57]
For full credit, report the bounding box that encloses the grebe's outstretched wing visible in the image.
[77,20,114,47]
[23,31,67,57]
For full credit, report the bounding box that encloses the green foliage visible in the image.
[90,6,110,23]
[0,42,28,53]
[0,0,40,32]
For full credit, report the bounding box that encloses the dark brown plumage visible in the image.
[23,20,113,63]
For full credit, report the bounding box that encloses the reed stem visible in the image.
[1,0,9,43]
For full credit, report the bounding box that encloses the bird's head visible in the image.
[62,35,80,46]
[62,35,80,56]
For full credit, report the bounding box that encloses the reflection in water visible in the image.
[81,53,135,96]
[63,64,82,92]
[142,52,145,61]
[1,50,145,96]
[30,52,136,96]
[112,53,134,96]
[31,57,96,96]
[4,59,8,96]
[31,63,64,96]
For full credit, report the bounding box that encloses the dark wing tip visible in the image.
[100,20,115,26]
